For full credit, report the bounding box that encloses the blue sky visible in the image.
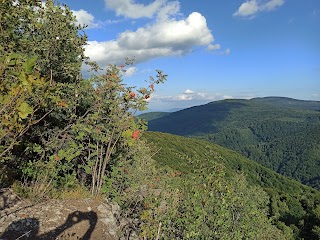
[60,0,320,111]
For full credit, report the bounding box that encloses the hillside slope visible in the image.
[136,112,170,121]
[146,97,320,189]
[144,131,320,239]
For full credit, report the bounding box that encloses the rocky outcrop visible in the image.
[0,188,138,240]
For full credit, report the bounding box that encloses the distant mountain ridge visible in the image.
[144,97,320,189]
[251,97,320,111]
[137,112,170,121]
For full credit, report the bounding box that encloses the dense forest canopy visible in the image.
[144,132,320,239]
[146,97,320,189]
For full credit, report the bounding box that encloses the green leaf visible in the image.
[22,56,37,74]
[8,59,16,66]
[19,72,28,86]
[17,102,33,119]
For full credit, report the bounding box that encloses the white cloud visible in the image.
[263,0,284,11]
[124,66,137,77]
[152,90,237,102]
[234,0,285,17]
[156,1,181,21]
[184,89,195,94]
[72,9,98,28]
[153,90,217,102]
[104,19,124,25]
[82,0,227,69]
[105,0,165,19]
[176,89,208,101]
[105,0,180,21]
[210,48,231,56]
[85,12,215,67]
[118,12,213,50]
[234,0,259,17]
[223,95,234,99]
[146,91,238,111]
[207,44,221,51]
[177,94,192,100]
[118,12,212,49]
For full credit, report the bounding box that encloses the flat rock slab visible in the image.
[0,189,120,240]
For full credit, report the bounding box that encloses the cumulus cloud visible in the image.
[234,0,285,17]
[156,1,181,21]
[85,12,215,67]
[123,66,137,77]
[72,9,123,29]
[82,0,227,69]
[118,12,212,50]
[184,89,195,94]
[176,90,212,101]
[72,9,99,28]
[105,0,165,19]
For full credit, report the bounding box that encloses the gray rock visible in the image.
[97,203,120,237]
[97,204,111,215]
[111,202,120,215]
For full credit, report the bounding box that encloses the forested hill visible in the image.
[144,97,320,189]
[144,132,320,239]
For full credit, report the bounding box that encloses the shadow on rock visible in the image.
[0,211,97,240]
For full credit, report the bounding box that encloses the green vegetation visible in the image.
[144,131,320,239]
[147,97,320,189]
[0,0,167,197]
[2,1,320,239]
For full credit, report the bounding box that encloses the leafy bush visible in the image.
[0,0,167,197]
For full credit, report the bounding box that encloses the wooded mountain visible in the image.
[144,131,320,239]
[143,97,320,189]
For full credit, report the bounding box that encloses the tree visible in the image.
[0,0,92,83]
[0,0,167,197]
[0,0,87,187]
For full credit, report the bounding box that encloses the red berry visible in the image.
[130,92,136,98]
[132,130,140,140]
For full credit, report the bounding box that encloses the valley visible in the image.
[144,97,320,189]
